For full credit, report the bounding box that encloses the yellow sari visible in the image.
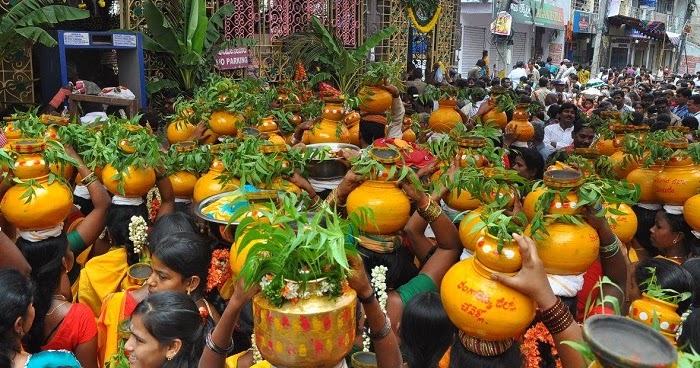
[78,247,129,317]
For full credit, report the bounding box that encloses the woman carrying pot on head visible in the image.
[650,207,700,264]
[98,231,219,366]
[0,268,81,368]
[126,291,207,368]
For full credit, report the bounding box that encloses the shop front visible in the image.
[570,10,596,65]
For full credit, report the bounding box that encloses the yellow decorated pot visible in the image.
[1,174,73,230]
[258,116,278,134]
[346,180,410,235]
[458,208,485,252]
[525,221,600,275]
[654,163,700,206]
[209,110,242,136]
[605,203,638,244]
[523,187,580,221]
[166,120,196,144]
[475,233,522,273]
[595,139,616,156]
[443,189,481,212]
[10,140,49,179]
[684,194,700,231]
[610,151,639,180]
[49,162,75,181]
[193,159,241,203]
[102,164,156,198]
[169,171,198,199]
[482,98,508,129]
[4,123,22,141]
[322,98,346,121]
[358,86,392,114]
[309,119,351,144]
[628,293,681,344]
[505,103,534,142]
[402,128,416,143]
[627,165,663,204]
[429,99,462,133]
[253,285,356,367]
[441,258,535,341]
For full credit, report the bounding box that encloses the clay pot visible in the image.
[102,164,156,198]
[402,128,416,143]
[441,257,535,341]
[253,281,356,367]
[654,163,700,206]
[429,99,462,133]
[605,203,638,244]
[346,180,410,235]
[455,136,489,167]
[11,140,49,179]
[596,139,616,156]
[458,208,485,252]
[482,98,508,129]
[345,118,361,146]
[525,221,600,275]
[443,189,481,212]
[169,171,198,198]
[166,120,196,144]
[684,194,700,231]
[505,103,534,142]
[209,110,242,136]
[475,233,522,273]
[358,86,392,114]
[522,170,583,220]
[257,116,278,134]
[193,159,241,203]
[4,123,21,141]
[309,119,351,144]
[610,151,639,180]
[322,98,346,121]
[627,165,663,204]
[628,293,681,344]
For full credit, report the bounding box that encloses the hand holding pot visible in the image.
[380,82,400,99]
[231,275,261,305]
[283,169,315,197]
[491,233,557,309]
[336,169,363,203]
[398,171,428,206]
[346,255,373,299]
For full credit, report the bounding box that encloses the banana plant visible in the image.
[142,0,256,95]
[0,0,89,55]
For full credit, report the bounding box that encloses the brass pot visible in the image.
[351,352,377,368]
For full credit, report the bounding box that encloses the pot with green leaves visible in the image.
[166,98,198,144]
[458,207,486,252]
[525,217,600,276]
[418,85,464,133]
[1,139,74,230]
[193,142,240,203]
[357,61,402,114]
[102,125,160,198]
[482,86,512,129]
[164,141,212,200]
[234,195,358,368]
[654,139,700,206]
[628,268,689,344]
[346,147,411,235]
[505,103,534,142]
[523,170,584,221]
[442,212,535,343]
[309,98,351,144]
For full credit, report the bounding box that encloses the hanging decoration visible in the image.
[403,0,441,34]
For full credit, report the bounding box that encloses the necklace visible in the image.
[46,295,69,316]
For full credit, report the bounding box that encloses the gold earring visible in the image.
[166,353,174,361]
[187,289,191,296]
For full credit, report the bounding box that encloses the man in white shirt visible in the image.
[507,62,528,88]
[543,102,576,150]
[556,60,576,80]
[688,94,700,119]
[611,90,634,114]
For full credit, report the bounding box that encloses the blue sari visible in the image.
[25,350,81,368]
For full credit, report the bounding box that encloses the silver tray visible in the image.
[306,143,360,180]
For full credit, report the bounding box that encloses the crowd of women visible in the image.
[1,62,700,368]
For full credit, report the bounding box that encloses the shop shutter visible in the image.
[461,26,486,75]
[512,32,528,64]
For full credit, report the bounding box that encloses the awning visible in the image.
[607,15,667,40]
[666,31,682,46]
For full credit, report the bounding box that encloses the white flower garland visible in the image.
[128,216,148,255]
[363,265,388,352]
[250,333,263,363]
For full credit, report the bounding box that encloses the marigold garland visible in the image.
[206,249,232,292]
[520,322,563,368]
[407,5,442,34]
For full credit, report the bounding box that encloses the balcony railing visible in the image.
[626,7,683,32]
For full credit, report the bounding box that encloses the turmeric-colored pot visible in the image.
[429,99,462,133]
[346,180,410,235]
[627,165,663,204]
[169,171,198,199]
[193,159,241,203]
[505,103,534,141]
[654,163,700,206]
[308,119,351,144]
[684,194,700,232]
[358,86,392,114]
[102,164,156,198]
[209,110,242,136]
[610,151,639,180]
[166,120,196,144]
[525,221,600,275]
[605,203,638,244]
[458,208,485,252]
[1,174,73,230]
[482,98,508,129]
[628,293,681,344]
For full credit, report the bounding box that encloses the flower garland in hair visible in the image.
[206,249,232,292]
[146,187,161,223]
[128,216,148,260]
[520,322,563,368]
[250,333,263,364]
[363,265,388,352]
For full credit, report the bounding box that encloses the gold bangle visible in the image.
[80,172,97,186]
[417,197,442,223]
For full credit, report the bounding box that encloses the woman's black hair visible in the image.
[678,308,700,354]
[448,337,521,368]
[0,268,34,367]
[359,121,386,145]
[659,210,700,258]
[106,204,150,265]
[152,232,211,298]
[682,258,700,308]
[148,212,198,254]
[359,246,418,291]
[509,147,545,180]
[132,291,206,368]
[632,206,659,257]
[401,292,456,368]
[16,234,67,353]
[635,258,695,313]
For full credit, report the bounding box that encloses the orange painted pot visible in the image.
[628,293,681,344]
[102,164,156,198]
[595,139,616,156]
[10,140,49,179]
[627,165,663,204]
[229,236,259,276]
[458,208,485,252]
[605,203,638,244]
[309,119,351,144]
[482,99,508,129]
[4,123,22,141]
[1,174,73,230]
[169,171,198,198]
[253,284,356,367]
[505,103,534,142]
[209,110,242,136]
[525,221,600,275]
[358,86,392,114]
[684,194,700,232]
[402,128,416,143]
[166,120,196,144]
[443,189,481,212]
[257,116,278,134]
[523,187,580,220]
[429,99,462,133]
[475,233,522,273]
[322,98,346,121]
[193,159,241,203]
[345,114,361,146]
[610,151,639,180]
[456,137,489,167]
[654,163,700,206]
[346,180,410,235]
[441,258,535,341]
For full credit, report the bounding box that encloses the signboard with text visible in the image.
[510,0,567,30]
[572,10,595,33]
[214,48,250,70]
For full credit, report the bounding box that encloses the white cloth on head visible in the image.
[80,112,108,124]
[460,249,474,260]
[19,223,64,242]
[112,195,144,206]
[663,205,683,215]
[73,185,91,200]
[175,197,192,204]
[638,203,662,211]
[547,274,585,297]
[309,177,342,192]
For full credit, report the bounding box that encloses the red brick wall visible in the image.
[680,54,700,74]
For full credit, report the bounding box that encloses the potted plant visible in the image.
[481,86,514,129]
[233,194,359,367]
[166,97,199,144]
[162,141,212,200]
[418,84,466,133]
[357,61,404,114]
